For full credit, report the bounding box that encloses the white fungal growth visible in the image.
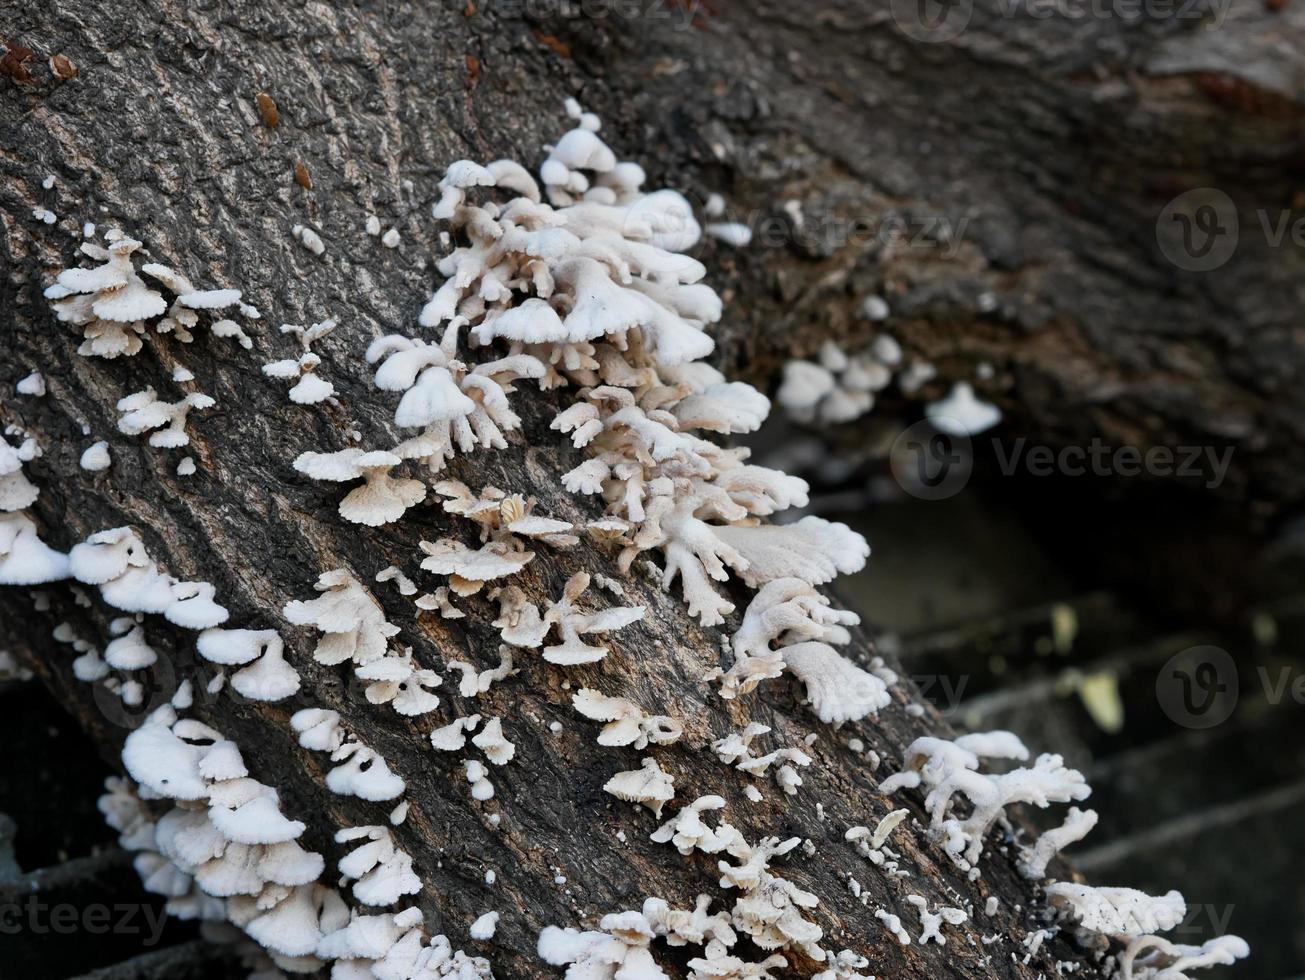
[465,758,495,801]
[715,577,887,723]
[104,623,158,670]
[328,741,407,802]
[288,707,407,802]
[571,688,682,749]
[704,222,752,248]
[335,825,422,907]
[16,371,45,396]
[650,796,746,858]
[603,756,676,817]
[80,441,111,471]
[777,339,898,426]
[196,628,300,702]
[358,646,442,717]
[102,719,491,977]
[905,894,967,945]
[0,433,41,512]
[376,565,418,596]
[844,808,911,874]
[470,911,499,941]
[813,949,874,980]
[116,388,215,449]
[264,319,338,405]
[44,237,160,357]
[539,894,782,980]
[294,448,426,526]
[416,586,464,619]
[1045,884,1187,939]
[879,732,1091,869]
[1121,934,1249,980]
[372,340,547,477]
[470,717,516,765]
[876,909,911,946]
[44,233,257,355]
[437,482,580,548]
[283,568,400,667]
[716,833,825,961]
[925,381,1002,436]
[69,527,175,613]
[712,724,812,797]
[448,646,517,698]
[292,223,326,255]
[1047,883,1249,980]
[411,108,868,658]
[489,571,645,665]
[0,512,70,585]
[430,715,481,752]
[1020,806,1099,879]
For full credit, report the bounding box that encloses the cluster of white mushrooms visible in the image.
[0,101,1250,980]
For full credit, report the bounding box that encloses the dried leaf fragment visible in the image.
[255,91,279,129]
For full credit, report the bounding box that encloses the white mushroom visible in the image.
[294,449,426,527]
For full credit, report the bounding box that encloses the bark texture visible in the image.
[1,0,1290,976]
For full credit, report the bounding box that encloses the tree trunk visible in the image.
[0,0,1281,976]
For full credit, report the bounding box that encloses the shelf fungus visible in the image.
[429,716,481,752]
[283,568,399,667]
[0,433,40,512]
[101,709,491,976]
[69,527,176,614]
[470,717,516,765]
[336,826,422,907]
[777,339,900,427]
[369,336,546,475]
[649,796,746,858]
[715,579,887,724]
[436,482,579,549]
[44,236,162,357]
[412,105,869,660]
[116,388,216,449]
[713,724,812,797]
[0,512,68,586]
[448,646,517,698]
[294,448,427,527]
[197,628,300,702]
[538,892,787,980]
[571,688,682,749]
[263,319,338,405]
[357,647,442,717]
[603,756,676,817]
[879,732,1091,869]
[491,572,644,665]
[418,538,533,597]
[44,231,258,356]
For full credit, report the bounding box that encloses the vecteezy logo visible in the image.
[1155,645,1238,729]
[890,419,973,500]
[1156,188,1238,272]
[890,0,973,43]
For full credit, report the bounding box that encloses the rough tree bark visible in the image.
[0,0,1284,976]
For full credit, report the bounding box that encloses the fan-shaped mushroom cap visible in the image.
[166,580,230,629]
[603,757,675,817]
[122,722,207,801]
[779,642,890,724]
[104,625,158,670]
[0,513,70,585]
